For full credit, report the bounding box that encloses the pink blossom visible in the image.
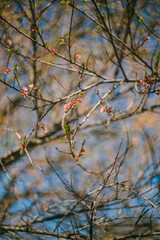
[77,70,81,75]
[22,86,28,91]
[22,86,28,98]
[140,76,152,88]
[147,74,151,78]
[21,143,27,149]
[64,102,72,112]
[145,36,150,40]
[40,123,47,133]
[75,54,81,59]
[140,79,145,83]
[51,48,55,53]
[108,106,112,113]
[77,97,82,102]
[4,68,11,75]
[143,82,148,88]
[28,83,34,88]
[100,106,106,113]
[156,89,160,95]
[7,39,12,45]
[22,91,28,98]
[41,123,46,128]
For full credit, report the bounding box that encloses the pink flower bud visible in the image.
[145,36,150,40]
[4,68,11,75]
[51,48,55,53]
[64,102,73,112]
[22,91,28,97]
[147,74,151,79]
[7,39,12,45]
[22,86,28,92]
[100,106,106,113]
[156,89,160,95]
[77,97,82,102]
[140,79,145,83]
[75,54,81,59]
[108,106,112,113]
[41,123,46,128]
[28,83,34,88]
[43,128,47,133]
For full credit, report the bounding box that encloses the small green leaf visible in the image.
[11,29,14,36]
[140,28,144,34]
[156,54,160,62]
[14,64,18,71]
[82,62,85,68]
[152,70,155,75]
[59,38,65,45]
[23,135,27,143]
[138,17,144,23]
[45,42,49,47]
[97,25,103,31]
[62,0,69,5]
[64,125,70,135]
[8,49,12,57]
[78,93,84,97]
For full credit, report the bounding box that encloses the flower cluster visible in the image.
[100,105,112,113]
[63,102,72,112]
[38,122,47,133]
[139,74,160,95]
[140,74,155,88]
[22,83,38,98]
[77,70,83,82]
[20,143,27,150]
[63,97,82,112]
[4,68,11,75]
[22,86,28,97]
[40,123,47,133]
[108,106,112,113]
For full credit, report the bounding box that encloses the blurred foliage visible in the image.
[0,0,160,239]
